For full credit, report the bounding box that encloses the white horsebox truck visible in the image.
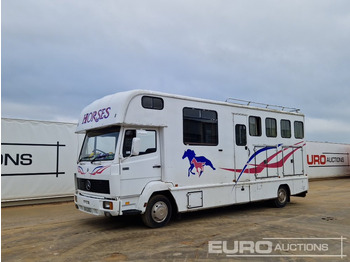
[74,90,308,228]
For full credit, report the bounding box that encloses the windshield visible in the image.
[79,126,120,162]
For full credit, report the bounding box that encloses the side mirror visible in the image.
[131,137,140,156]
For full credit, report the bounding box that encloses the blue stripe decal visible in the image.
[235,144,282,185]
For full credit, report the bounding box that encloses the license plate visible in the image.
[83,206,92,213]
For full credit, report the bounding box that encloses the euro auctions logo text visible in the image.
[208,237,346,258]
[307,154,345,166]
[209,240,274,255]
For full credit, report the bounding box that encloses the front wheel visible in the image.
[274,186,289,208]
[142,195,172,228]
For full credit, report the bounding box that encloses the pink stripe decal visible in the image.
[221,142,305,175]
[77,165,111,175]
[90,165,110,176]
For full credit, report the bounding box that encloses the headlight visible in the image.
[103,201,113,210]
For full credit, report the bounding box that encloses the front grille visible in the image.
[77,178,110,194]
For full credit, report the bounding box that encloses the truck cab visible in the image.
[75,91,173,227]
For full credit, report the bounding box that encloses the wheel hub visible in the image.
[151,201,168,223]
[278,189,287,203]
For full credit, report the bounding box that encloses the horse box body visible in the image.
[74,90,308,227]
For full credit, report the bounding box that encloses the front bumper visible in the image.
[75,193,121,216]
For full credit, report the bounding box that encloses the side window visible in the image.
[235,124,247,146]
[294,121,304,139]
[281,119,291,138]
[249,116,262,136]
[266,118,277,137]
[123,130,157,157]
[142,96,164,110]
[183,107,218,146]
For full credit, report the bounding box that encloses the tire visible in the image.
[274,186,289,208]
[142,195,172,228]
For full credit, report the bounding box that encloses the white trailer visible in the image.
[1,118,82,205]
[306,141,350,179]
[74,90,308,227]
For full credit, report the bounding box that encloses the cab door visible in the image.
[120,129,161,196]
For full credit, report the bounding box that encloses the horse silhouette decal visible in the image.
[182,149,216,177]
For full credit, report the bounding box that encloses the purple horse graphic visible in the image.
[182,149,216,177]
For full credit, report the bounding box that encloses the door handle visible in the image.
[153,165,161,168]
[246,147,251,157]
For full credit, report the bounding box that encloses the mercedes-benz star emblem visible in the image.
[86,180,92,191]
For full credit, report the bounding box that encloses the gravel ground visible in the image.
[2,177,349,261]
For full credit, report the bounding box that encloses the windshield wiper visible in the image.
[90,153,113,163]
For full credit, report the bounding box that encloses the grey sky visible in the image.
[2,0,350,143]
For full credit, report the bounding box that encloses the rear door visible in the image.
[233,114,251,182]
[282,145,304,176]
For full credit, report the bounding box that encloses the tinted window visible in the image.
[235,124,247,146]
[266,118,277,137]
[294,121,304,139]
[249,116,262,136]
[183,107,218,146]
[142,96,164,110]
[281,119,291,138]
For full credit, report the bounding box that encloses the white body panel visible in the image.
[74,90,309,218]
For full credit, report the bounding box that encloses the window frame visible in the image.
[79,126,120,162]
[122,129,157,157]
[141,96,164,110]
[183,107,218,146]
[235,124,247,146]
[294,121,304,139]
[281,119,291,138]
[265,118,277,138]
[249,116,262,137]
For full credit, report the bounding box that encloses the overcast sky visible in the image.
[2,0,350,143]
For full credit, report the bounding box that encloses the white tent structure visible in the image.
[1,118,83,205]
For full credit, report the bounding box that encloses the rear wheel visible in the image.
[274,186,289,208]
[142,195,172,228]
